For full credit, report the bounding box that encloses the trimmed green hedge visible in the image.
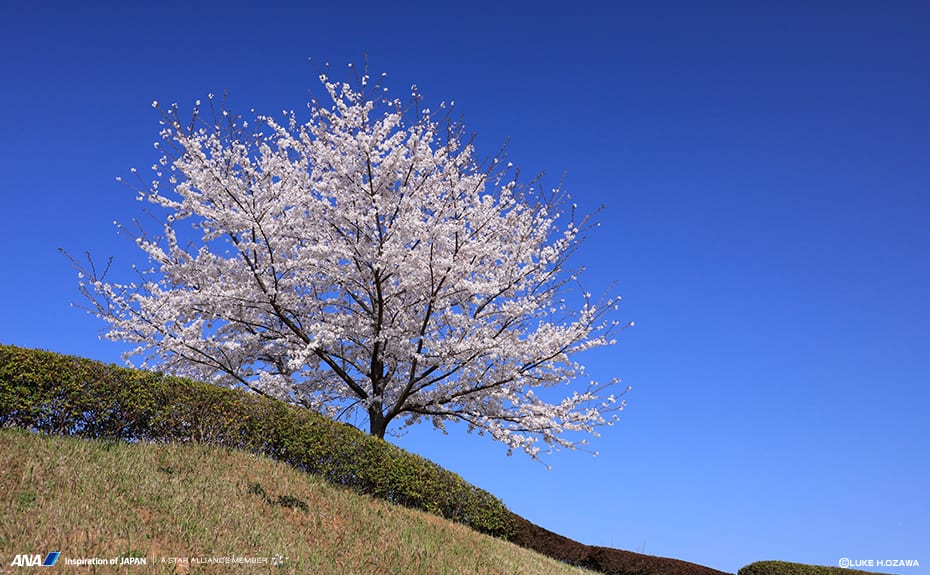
[0,344,514,538]
[739,561,895,575]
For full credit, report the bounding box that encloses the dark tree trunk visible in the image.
[368,408,387,438]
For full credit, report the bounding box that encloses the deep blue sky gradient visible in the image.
[1,2,928,572]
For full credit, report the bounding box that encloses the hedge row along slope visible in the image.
[0,344,513,538]
[6,345,869,575]
[739,562,896,575]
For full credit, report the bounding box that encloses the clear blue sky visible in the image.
[2,1,928,572]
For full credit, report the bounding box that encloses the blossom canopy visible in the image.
[74,70,630,458]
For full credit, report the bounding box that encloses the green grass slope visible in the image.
[0,428,595,574]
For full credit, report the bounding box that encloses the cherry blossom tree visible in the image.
[71,69,631,458]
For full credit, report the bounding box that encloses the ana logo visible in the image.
[9,552,60,567]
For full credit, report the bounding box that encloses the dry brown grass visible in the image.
[0,428,595,574]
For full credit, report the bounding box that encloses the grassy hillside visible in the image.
[0,428,595,574]
[0,345,735,575]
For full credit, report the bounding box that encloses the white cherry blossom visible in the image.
[73,72,630,458]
